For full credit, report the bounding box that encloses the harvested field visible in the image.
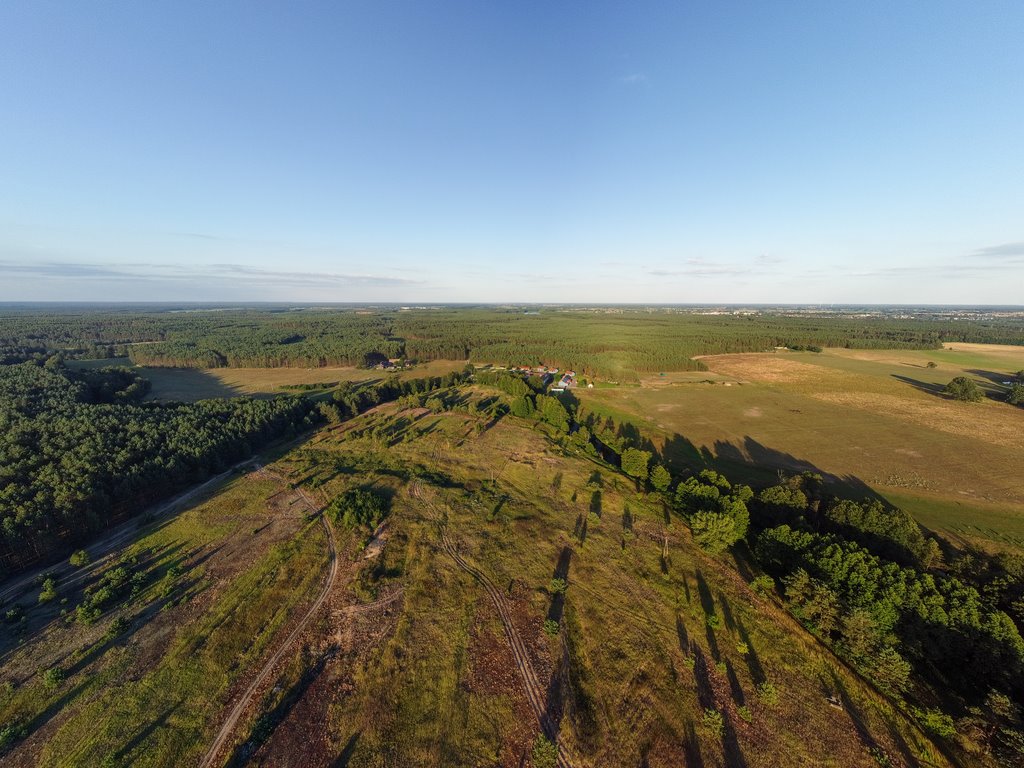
[583,344,1024,550]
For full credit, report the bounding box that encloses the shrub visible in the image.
[914,708,956,739]
[736,641,749,655]
[41,667,65,691]
[531,734,558,768]
[542,619,560,637]
[705,613,721,629]
[548,577,568,595]
[756,680,779,706]
[38,577,58,604]
[737,704,752,722]
[701,708,724,737]
[69,550,90,567]
[0,720,25,750]
[326,488,390,531]
[750,574,775,596]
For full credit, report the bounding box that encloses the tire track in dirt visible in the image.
[440,530,577,768]
[198,513,338,768]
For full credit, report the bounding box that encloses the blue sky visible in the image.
[1,1,1022,303]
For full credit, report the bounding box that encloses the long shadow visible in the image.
[717,591,736,632]
[965,369,1018,399]
[64,574,206,677]
[735,619,766,685]
[694,645,746,767]
[725,660,744,705]
[225,652,332,767]
[23,675,93,735]
[676,614,691,654]
[683,720,706,768]
[890,374,945,396]
[831,673,931,768]
[721,714,749,768]
[690,645,715,710]
[543,648,566,742]
[694,570,715,616]
[546,547,572,625]
[332,731,361,767]
[0,539,189,659]
[110,704,179,763]
[573,514,588,546]
[713,437,887,506]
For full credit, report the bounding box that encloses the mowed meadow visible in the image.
[577,343,1024,551]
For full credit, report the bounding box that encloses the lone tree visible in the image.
[650,464,672,493]
[944,376,983,402]
[621,448,651,484]
[1008,382,1024,407]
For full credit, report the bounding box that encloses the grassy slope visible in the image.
[1,392,958,767]
[578,344,1024,551]
[0,466,329,767]
[279,396,951,767]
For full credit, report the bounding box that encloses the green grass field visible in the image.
[578,343,1024,551]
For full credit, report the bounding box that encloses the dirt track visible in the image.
[198,514,339,768]
[440,530,577,768]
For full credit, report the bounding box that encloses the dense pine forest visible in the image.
[2,305,1022,379]
[0,363,319,576]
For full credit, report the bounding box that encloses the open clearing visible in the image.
[72,357,467,401]
[0,392,952,767]
[580,344,1024,550]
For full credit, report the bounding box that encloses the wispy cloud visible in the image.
[970,242,1024,258]
[617,73,648,85]
[848,260,1024,278]
[646,256,782,278]
[0,260,423,288]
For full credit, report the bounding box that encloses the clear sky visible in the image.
[1,1,1022,304]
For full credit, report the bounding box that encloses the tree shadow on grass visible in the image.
[891,373,946,396]
[716,591,736,632]
[331,731,361,767]
[683,719,706,768]
[109,704,180,764]
[676,614,691,654]
[965,369,1019,399]
[735,618,766,686]
[694,570,715,616]
[546,547,572,625]
[225,651,332,767]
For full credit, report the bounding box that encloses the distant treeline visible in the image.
[1,306,1023,379]
[0,362,319,577]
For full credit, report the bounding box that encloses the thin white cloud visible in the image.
[971,242,1024,258]
[0,260,423,288]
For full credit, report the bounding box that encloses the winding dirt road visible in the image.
[440,530,576,768]
[198,514,339,768]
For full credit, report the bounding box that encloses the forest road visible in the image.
[0,459,257,606]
